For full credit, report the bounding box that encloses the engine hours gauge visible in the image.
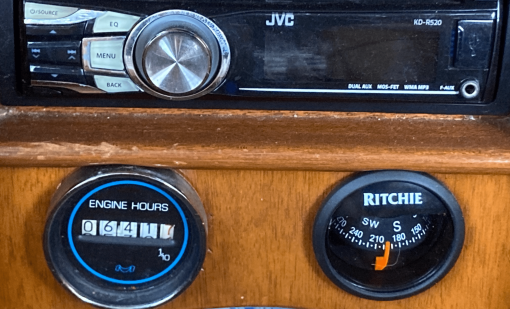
[43,166,207,309]
[313,171,464,300]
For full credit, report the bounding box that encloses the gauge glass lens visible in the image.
[62,179,189,289]
[326,181,454,292]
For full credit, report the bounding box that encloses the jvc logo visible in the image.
[266,12,294,27]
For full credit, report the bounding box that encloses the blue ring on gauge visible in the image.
[67,180,189,285]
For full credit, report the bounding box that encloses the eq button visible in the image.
[93,12,140,33]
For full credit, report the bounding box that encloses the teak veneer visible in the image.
[0,106,509,309]
[1,106,510,173]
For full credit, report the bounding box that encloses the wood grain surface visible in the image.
[1,167,509,309]
[1,106,510,173]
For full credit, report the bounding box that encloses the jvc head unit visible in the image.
[0,0,509,114]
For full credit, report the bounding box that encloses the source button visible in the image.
[25,2,78,20]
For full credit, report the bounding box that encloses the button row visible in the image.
[30,65,139,94]
[29,38,130,71]
[82,37,140,92]
[28,41,81,65]
[28,38,139,93]
[25,2,143,94]
[25,2,141,34]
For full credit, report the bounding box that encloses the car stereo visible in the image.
[1,0,510,114]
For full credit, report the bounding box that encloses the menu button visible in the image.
[97,53,117,59]
[89,38,125,71]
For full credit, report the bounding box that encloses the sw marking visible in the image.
[362,218,380,228]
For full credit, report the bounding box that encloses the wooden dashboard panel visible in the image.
[1,107,510,173]
[1,107,510,308]
[0,168,509,309]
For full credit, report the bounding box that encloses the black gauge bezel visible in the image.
[43,165,207,309]
[312,170,465,300]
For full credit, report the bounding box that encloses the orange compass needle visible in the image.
[375,241,391,271]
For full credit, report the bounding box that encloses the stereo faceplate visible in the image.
[0,0,508,114]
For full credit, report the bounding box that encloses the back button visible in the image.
[94,76,139,93]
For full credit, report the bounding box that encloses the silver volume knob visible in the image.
[143,30,212,95]
[124,10,231,101]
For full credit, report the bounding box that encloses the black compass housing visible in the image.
[313,170,465,300]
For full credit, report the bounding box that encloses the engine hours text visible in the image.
[88,199,169,211]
